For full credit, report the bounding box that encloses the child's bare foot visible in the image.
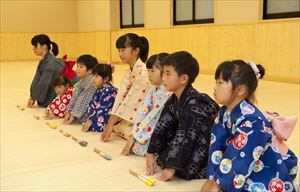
[82,119,92,132]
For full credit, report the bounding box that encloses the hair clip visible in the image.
[107,62,115,73]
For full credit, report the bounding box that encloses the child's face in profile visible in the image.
[32,43,43,56]
[148,65,163,87]
[76,63,89,79]
[92,74,106,89]
[213,76,233,106]
[54,85,68,97]
[118,47,138,65]
[162,65,182,92]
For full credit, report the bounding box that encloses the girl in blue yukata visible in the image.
[82,63,118,132]
[121,53,172,156]
[201,60,298,192]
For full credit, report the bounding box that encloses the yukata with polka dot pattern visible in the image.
[47,88,73,117]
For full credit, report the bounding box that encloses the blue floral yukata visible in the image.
[207,100,298,192]
[85,83,118,132]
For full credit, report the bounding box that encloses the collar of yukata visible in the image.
[225,100,257,124]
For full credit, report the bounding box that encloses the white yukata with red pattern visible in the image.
[47,88,73,118]
[110,58,151,140]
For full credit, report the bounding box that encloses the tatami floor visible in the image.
[1,61,299,191]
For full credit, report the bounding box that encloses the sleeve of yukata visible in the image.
[111,69,150,122]
[213,118,271,192]
[70,82,95,118]
[30,65,56,103]
[86,91,99,118]
[111,70,131,115]
[207,111,229,179]
[132,88,153,138]
[163,99,212,170]
[147,97,177,155]
[98,87,118,124]
[47,96,59,112]
[67,82,82,112]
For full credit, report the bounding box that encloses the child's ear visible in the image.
[87,69,93,74]
[180,74,189,85]
[104,76,109,83]
[238,85,247,97]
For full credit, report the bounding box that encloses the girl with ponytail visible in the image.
[101,33,151,142]
[28,34,65,107]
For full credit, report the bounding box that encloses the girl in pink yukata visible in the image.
[44,75,73,120]
[121,53,172,156]
[101,33,151,142]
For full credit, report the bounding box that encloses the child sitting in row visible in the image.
[101,33,151,142]
[28,34,65,107]
[64,54,98,124]
[146,51,219,181]
[82,64,118,132]
[121,53,171,156]
[44,76,73,120]
[201,60,298,192]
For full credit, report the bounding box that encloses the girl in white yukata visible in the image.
[101,33,151,142]
[121,53,172,156]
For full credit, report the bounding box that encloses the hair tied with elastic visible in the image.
[107,62,115,73]
[247,61,261,80]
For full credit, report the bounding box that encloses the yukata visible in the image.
[207,100,298,192]
[110,58,151,140]
[85,83,118,132]
[131,85,171,156]
[66,75,96,123]
[47,88,73,118]
[147,85,219,180]
[30,52,65,107]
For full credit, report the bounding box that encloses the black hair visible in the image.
[92,64,113,82]
[52,75,72,87]
[146,53,169,70]
[115,33,149,62]
[215,60,265,102]
[31,34,59,56]
[77,54,98,70]
[163,51,199,84]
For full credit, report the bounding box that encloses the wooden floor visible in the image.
[1,61,299,191]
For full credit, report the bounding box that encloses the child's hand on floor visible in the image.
[101,125,113,142]
[121,135,135,155]
[159,168,175,182]
[43,111,54,120]
[146,153,157,176]
[200,180,221,192]
[27,99,35,108]
[65,116,75,125]
[63,112,71,124]
[81,119,92,132]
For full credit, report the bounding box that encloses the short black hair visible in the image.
[92,64,113,82]
[52,75,72,87]
[215,60,265,102]
[77,54,98,70]
[163,51,199,84]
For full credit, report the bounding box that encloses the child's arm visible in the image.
[146,153,157,176]
[121,135,135,155]
[101,114,122,142]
